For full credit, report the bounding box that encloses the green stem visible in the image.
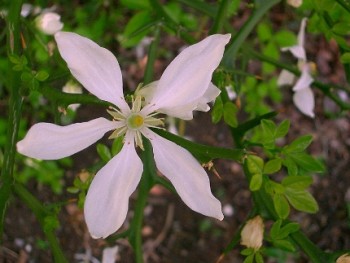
[129,140,156,263]
[290,231,328,263]
[41,86,110,107]
[177,0,217,17]
[335,0,350,13]
[0,0,23,240]
[222,0,281,68]
[143,27,160,85]
[209,0,230,34]
[149,0,195,44]
[153,129,245,163]
[13,184,68,262]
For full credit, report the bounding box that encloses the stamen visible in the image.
[132,95,142,113]
[109,126,128,139]
[107,109,125,120]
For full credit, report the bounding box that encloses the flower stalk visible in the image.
[0,0,23,239]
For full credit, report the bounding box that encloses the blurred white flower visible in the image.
[21,3,33,17]
[36,12,63,35]
[62,80,83,111]
[279,18,315,118]
[225,85,237,100]
[17,31,230,239]
[74,248,100,263]
[240,216,264,250]
[102,245,119,263]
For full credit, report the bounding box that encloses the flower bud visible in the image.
[36,12,63,35]
[240,216,264,250]
[337,254,350,263]
[287,0,302,8]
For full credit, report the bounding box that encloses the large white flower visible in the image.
[278,18,315,118]
[17,32,231,238]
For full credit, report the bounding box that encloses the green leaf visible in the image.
[282,175,313,190]
[96,143,112,163]
[332,22,350,35]
[340,53,350,64]
[260,119,276,148]
[257,22,272,42]
[111,136,124,155]
[272,239,296,252]
[21,72,33,82]
[263,158,282,174]
[246,155,264,174]
[243,254,254,263]
[269,181,285,194]
[255,252,264,263]
[120,0,150,9]
[278,222,300,239]
[289,153,325,173]
[241,248,254,256]
[66,187,79,194]
[223,101,238,127]
[211,96,223,123]
[274,30,297,47]
[283,135,313,153]
[273,194,290,219]
[282,157,298,176]
[275,120,290,138]
[262,42,278,74]
[270,219,282,239]
[285,189,319,213]
[261,119,276,137]
[121,11,153,48]
[35,70,49,81]
[250,173,263,191]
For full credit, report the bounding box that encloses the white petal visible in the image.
[292,66,313,91]
[17,118,117,160]
[195,82,221,111]
[84,135,142,238]
[142,82,220,120]
[136,81,158,104]
[102,245,119,263]
[145,34,230,114]
[143,129,223,220]
[55,32,129,111]
[281,19,308,60]
[281,45,306,61]
[297,18,308,48]
[293,87,315,118]
[277,69,296,86]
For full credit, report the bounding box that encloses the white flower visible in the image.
[17,32,231,238]
[279,18,315,118]
[36,12,63,35]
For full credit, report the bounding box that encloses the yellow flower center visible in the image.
[127,113,144,130]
